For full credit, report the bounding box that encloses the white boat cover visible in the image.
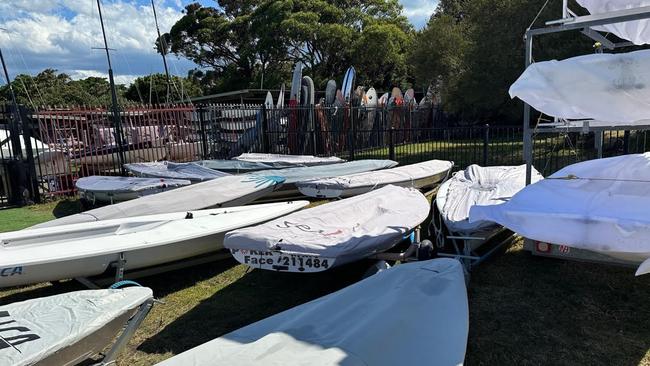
[469,154,650,273]
[156,258,468,366]
[234,153,345,166]
[437,165,543,234]
[225,185,429,260]
[125,161,229,182]
[576,0,650,45]
[76,176,191,197]
[509,49,650,124]
[296,160,453,197]
[0,287,152,366]
[249,159,398,184]
[31,175,285,228]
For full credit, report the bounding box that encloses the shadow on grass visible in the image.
[466,245,650,366]
[0,258,239,305]
[138,262,367,356]
[52,199,83,218]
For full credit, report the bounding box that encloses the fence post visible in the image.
[483,123,490,166]
[260,104,269,153]
[389,127,395,161]
[349,107,356,161]
[20,106,40,204]
[197,105,209,159]
[623,130,630,154]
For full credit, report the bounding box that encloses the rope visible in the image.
[547,175,650,183]
[109,280,142,289]
[527,0,551,31]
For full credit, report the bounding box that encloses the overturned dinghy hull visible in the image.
[297,159,453,198]
[225,185,430,273]
[0,287,153,366]
[156,259,468,366]
[469,154,650,275]
[76,176,191,203]
[1,202,308,287]
[32,175,285,228]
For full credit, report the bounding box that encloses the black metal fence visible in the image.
[0,101,648,207]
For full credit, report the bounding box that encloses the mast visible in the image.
[0,31,24,159]
[151,0,172,104]
[96,0,126,175]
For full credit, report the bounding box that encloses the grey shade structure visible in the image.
[156,258,468,366]
[0,287,153,366]
[125,161,229,182]
[31,175,285,228]
[76,176,191,203]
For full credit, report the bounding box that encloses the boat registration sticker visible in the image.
[230,249,334,273]
[559,245,570,254]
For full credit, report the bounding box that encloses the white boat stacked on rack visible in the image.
[0,287,153,366]
[297,159,453,198]
[509,48,650,125]
[125,161,229,182]
[248,159,398,200]
[76,176,191,203]
[225,185,429,272]
[156,258,468,366]
[234,153,345,166]
[576,0,650,46]
[2,201,308,287]
[32,175,285,228]
[469,154,650,275]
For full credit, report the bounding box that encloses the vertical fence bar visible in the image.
[483,124,490,166]
[388,127,395,161]
[198,105,209,159]
[349,107,356,161]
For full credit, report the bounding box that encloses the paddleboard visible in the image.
[288,62,303,153]
[341,67,356,102]
[325,80,336,105]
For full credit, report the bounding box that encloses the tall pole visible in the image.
[0,36,23,159]
[97,0,126,175]
[151,0,171,104]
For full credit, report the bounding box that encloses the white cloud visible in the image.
[0,0,195,82]
[399,0,438,29]
[69,69,139,85]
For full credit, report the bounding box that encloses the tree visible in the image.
[124,73,203,104]
[165,1,413,92]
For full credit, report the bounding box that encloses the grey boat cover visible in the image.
[76,176,191,195]
[0,287,152,366]
[297,159,453,193]
[234,153,345,166]
[196,159,315,173]
[437,165,543,234]
[125,161,229,182]
[469,154,650,275]
[248,159,398,184]
[225,185,429,259]
[156,258,468,366]
[31,175,285,228]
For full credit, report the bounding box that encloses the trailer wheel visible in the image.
[417,240,434,261]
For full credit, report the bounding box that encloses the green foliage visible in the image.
[0,69,126,107]
[410,0,593,123]
[124,73,203,104]
[166,0,414,92]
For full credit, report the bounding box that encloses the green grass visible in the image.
[2,201,650,365]
[0,199,82,231]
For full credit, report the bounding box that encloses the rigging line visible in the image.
[527,0,551,31]
[547,175,650,183]
[4,30,46,106]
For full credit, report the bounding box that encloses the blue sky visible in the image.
[0,0,438,85]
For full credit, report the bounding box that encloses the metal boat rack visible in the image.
[521,2,650,265]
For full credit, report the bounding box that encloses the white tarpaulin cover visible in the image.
[225,185,429,261]
[469,154,650,274]
[437,165,543,234]
[156,258,468,366]
[234,153,345,166]
[249,159,398,184]
[0,287,152,366]
[509,49,650,124]
[196,160,277,173]
[76,176,191,199]
[32,175,285,228]
[296,160,453,197]
[576,0,650,45]
[125,161,229,182]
